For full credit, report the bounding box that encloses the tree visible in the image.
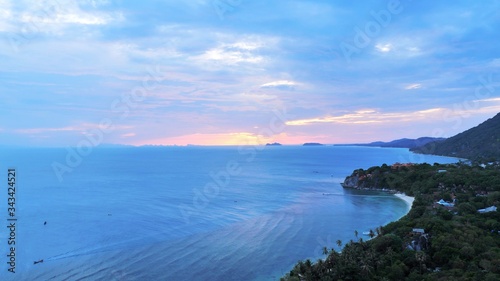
[281,162,500,281]
[360,259,373,275]
[441,192,452,202]
[415,251,426,274]
[457,202,476,215]
[322,246,328,256]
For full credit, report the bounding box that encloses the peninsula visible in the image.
[281,113,500,281]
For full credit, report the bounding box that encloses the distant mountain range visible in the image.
[411,112,500,160]
[338,137,446,149]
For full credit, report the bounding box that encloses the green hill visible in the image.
[281,163,500,281]
[411,113,500,160]
[337,137,446,149]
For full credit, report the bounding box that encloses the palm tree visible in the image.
[316,259,325,274]
[369,229,375,238]
[322,246,329,256]
[336,239,342,249]
[354,230,358,238]
[305,259,312,270]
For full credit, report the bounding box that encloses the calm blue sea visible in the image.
[0,146,458,280]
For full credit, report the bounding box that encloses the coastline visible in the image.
[284,159,500,280]
[341,185,416,222]
[393,193,415,213]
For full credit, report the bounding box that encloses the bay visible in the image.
[0,146,458,280]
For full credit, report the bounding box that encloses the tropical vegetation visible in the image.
[411,112,500,160]
[281,162,500,281]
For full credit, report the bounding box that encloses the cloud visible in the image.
[192,39,268,67]
[286,109,383,126]
[1,1,500,146]
[185,34,280,72]
[373,36,426,58]
[16,126,84,134]
[205,104,259,112]
[137,132,276,146]
[285,107,486,126]
[15,124,133,135]
[476,97,500,102]
[405,83,422,90]
[121,133,136,138]
[286,99,500,129]
[3,1,123,37]
[197,47,263,64]
[260,80,298,90]
[0,0,12,32]
[21,10,113,26]
[375,43,392,53]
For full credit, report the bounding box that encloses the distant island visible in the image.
[265,142,282,146]
[303,142,324,146]
[336,137,445,149]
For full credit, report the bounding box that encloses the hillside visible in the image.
[282,163,500,281]
[338,137,446,149]
[411,113,500,160]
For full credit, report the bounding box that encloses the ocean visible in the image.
[0,146,458,280]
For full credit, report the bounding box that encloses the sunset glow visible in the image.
[1,1,499,146]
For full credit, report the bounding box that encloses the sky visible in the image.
[0,0,499,146]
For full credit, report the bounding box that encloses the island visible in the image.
[303,142,324,146]
[265,142,282,146]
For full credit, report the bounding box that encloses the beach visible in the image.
[393,193,415,213]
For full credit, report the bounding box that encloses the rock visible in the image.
[342,174,359,188]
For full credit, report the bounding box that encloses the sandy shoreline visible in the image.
[393,193,415,213]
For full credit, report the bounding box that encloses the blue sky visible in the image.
[1,0,499,146]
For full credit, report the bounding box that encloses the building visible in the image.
[412,228,425,235]
[436,199,454,207]
[478,206,497,213]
